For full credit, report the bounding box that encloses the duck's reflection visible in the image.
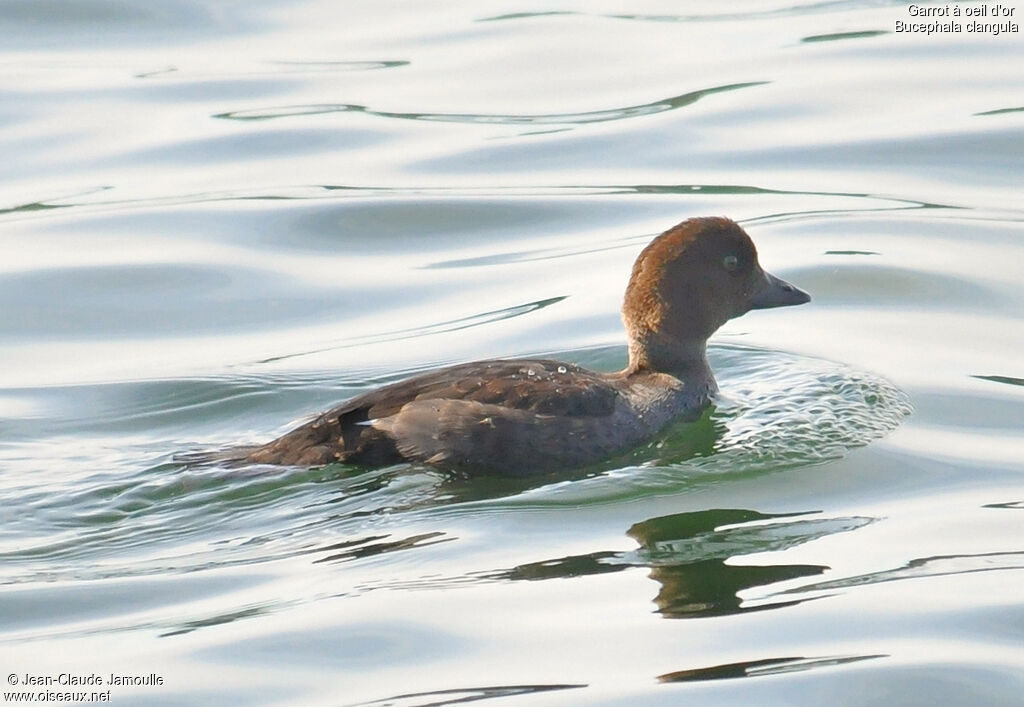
[493,508,872,618]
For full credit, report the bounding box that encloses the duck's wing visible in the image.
[246,359,622,470]
[362,359,619,418]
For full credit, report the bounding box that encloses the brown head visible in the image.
[622,217,809,374]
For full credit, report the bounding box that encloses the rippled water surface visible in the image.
[2,2,1023,705]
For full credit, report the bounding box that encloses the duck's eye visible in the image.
[722,255,739,272]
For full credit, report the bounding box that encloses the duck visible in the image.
[243,217,809,475]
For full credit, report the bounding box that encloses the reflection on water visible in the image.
[312,531,451,565]
[800,30,888,43]
[350,683,586,707]
[658,653,885,683]
[777,550,1024,596]
[215,82,768,125]
[973,374,1024,389]
[475,509,870,619]
[629,510,858,618]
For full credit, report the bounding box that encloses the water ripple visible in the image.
[658,653,885,682]
[135,60,410,80]
[214,82,768,125]
[495,345,913,504]
[776,550,1024,595]
[349,683,586,707]
[800,30,888,43]
[252,296,568,365]
[0,346,910,587]
[479,2,907,24]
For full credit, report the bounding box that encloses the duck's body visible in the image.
[246,358,711,475]
[243,217,809,476]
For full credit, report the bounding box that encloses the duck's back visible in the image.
[246,359,657,475]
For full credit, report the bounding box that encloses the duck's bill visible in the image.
[748,270,811,309]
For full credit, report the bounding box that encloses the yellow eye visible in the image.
[722,255,739,272]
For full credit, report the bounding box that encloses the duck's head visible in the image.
[622,217,810,374]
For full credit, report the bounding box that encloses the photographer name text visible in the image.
[11,673,163,688]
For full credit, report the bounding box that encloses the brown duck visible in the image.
[243,217,809,475]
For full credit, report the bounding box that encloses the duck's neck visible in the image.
[624,333,713,385]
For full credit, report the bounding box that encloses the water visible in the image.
[2,1,1023,705]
